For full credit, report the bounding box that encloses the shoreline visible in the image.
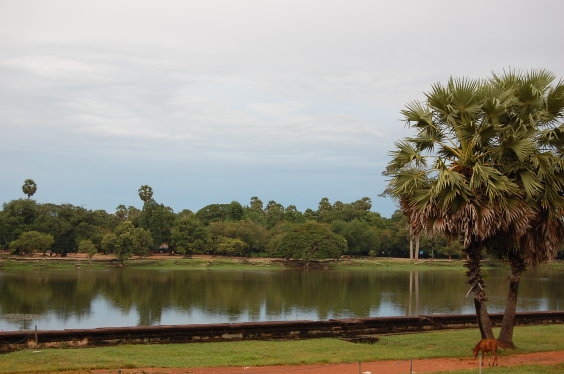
[1,252,563,272]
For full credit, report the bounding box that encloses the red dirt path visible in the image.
[92,350,564,373]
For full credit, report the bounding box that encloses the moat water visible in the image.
[0,267,562,331]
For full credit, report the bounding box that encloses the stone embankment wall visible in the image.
[1,311,563,352]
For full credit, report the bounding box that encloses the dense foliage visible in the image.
[0,193,464,259]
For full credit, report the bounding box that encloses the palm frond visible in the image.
[517,170,543,198]
[431,169,471,209]
[525,69,555,95]
[426,82,452,115]
[448,77,484,119]
[545,81,564,121]
[536,124,563,151]
[386,168,431,198]
[497,136,536,162]
[387,141,427,171]
[387,68,562,263]
[401,101,433,128]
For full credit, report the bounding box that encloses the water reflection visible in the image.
[0,268,562,331]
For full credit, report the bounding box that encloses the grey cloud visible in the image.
[1,0,563,215]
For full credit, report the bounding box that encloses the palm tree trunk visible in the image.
[415,270,420,314]
[408,271,413,315]
[498,253,526,348]
[415,235,420,260]
[465,242,494,339]
[409,239,414,260]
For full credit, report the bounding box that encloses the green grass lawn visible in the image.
[1,325,563,373]
[432,363,564,374]
[332,258,468,271]
[0,259,109,271]
[128,257,285,270]
[0,257,284,271]
[2,254,562,272]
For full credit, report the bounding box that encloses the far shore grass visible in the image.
[1,252,563,272]
[1,325,564,373]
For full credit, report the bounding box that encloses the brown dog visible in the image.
[473,339,499,366]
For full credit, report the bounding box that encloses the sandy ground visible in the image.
[91,350,564,373]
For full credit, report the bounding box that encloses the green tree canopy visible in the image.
[100,233,118,254]
[249,196,264,211]
[0,199,39,247]
[214,237,248,256]
[208,219,269,255]
[113,221,154,263]
[10,231,54,254]
[271,222,347,263]
[331,219,380,256]
[138,200,175,246]
[77,239,98,258]
[170,216,209,256]
[196,204,230,224]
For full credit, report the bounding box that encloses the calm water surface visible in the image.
[0,268,562,331]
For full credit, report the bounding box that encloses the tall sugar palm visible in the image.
[22,179,37,199]
[138,185,154,203]
[385,70,562,340]
[484,70,564,347]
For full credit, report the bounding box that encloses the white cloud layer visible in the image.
[1,0,563,215]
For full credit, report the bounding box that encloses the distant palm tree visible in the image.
[138,185,154,203]
[22,179,37,198]
[385,70,563,341]
[115,204,128,220]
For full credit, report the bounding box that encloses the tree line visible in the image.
[0,182,463,263]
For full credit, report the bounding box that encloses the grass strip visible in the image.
[1,325,563,373]
[2,255,562,272]
[431,362,564,374]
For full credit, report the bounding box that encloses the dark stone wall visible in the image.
[1,311,563,352]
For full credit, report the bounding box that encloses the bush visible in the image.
[10,231,54,255]
[271,223,347,262]
[77,239,98,258]
[214,237,248,256]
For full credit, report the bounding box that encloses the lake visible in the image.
[0,267,562,331]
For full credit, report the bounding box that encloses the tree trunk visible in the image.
[415,270,420,315]
[415,235,420,260]
[465,242,494,339]
[409,239,414,260]
[498,254,526,348]
[408,271,413,315]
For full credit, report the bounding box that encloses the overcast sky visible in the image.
[1,0,563,216]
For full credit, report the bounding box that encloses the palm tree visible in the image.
[22,179,37,198]
[138,185,154,203]
[115,204,128,220]
[484,70,564,347]
[385,70,562,341]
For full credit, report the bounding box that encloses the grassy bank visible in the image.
[0,257,285,271]
[1,325,564,373]
[1,253,562,272]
